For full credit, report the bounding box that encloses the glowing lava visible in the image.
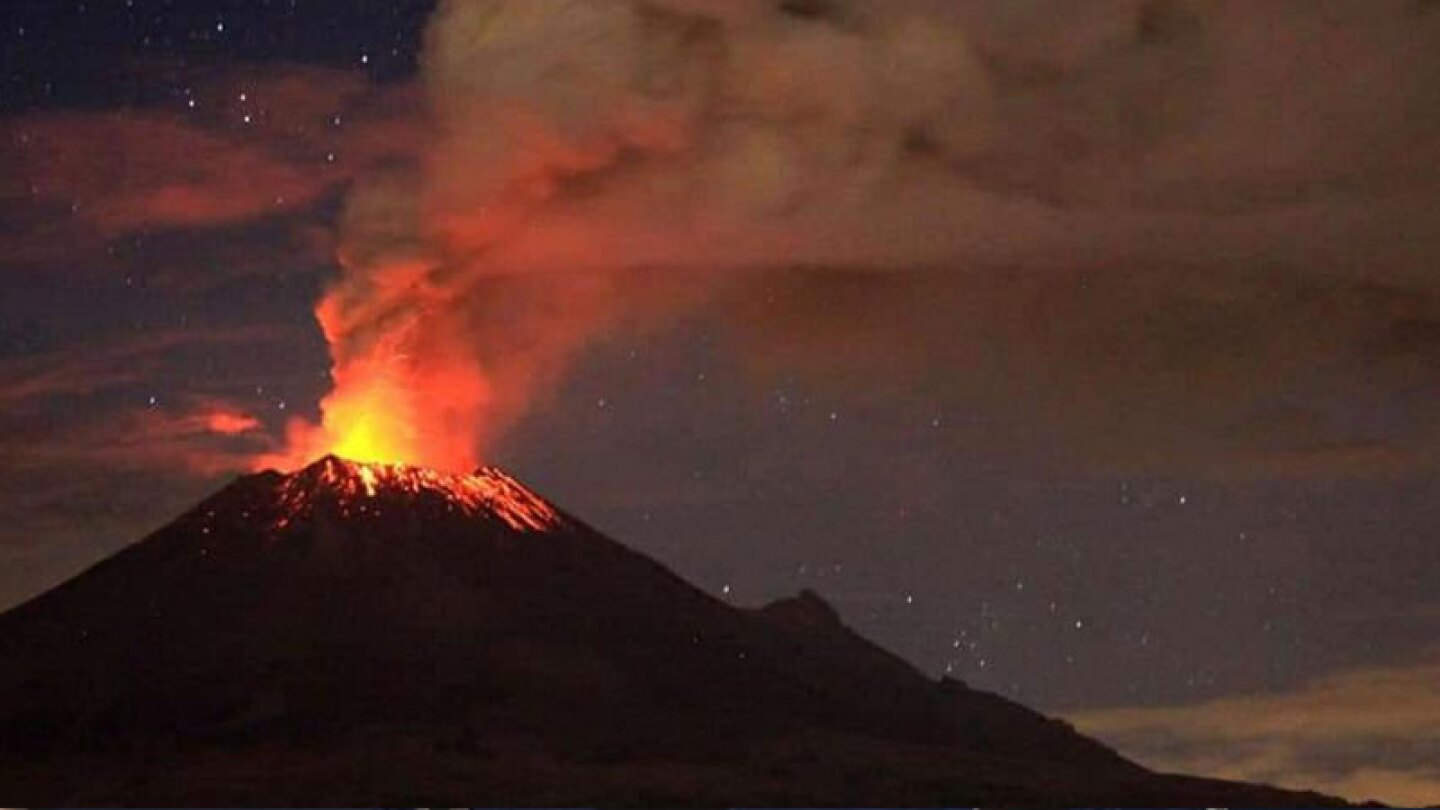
[273,456,561,533]
[257,293,494,473]
[317,367,420,467]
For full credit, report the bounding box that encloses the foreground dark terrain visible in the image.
[0,457,1345,806]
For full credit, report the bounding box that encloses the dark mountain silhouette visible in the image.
[0,456,1346,806]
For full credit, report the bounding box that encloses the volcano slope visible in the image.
[0,456,1345,806]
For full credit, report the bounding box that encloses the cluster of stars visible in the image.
[693,467,1295,707]
[4,0,428,113]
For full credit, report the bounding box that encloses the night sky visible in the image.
[2,0,1439,803]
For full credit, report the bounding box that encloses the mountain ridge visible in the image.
[0,456,1350,806]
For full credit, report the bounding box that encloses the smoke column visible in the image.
[269,0,1440,473]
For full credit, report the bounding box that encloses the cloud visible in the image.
[0,326,306,480]
[20,401,274,476]
[0,325,294,411]
[1069,658,1440,806]
[0,65,423,272]
[716,265,1440,476]
[6,112,325,233]
[278,0,1440,475]
[960,0,1440,209]
[203,407,262,436]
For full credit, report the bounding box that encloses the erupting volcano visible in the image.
[0,456,1344,806]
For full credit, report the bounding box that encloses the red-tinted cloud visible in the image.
[0,325,294,411]
[0,65,424,268]
[7,112,327,233]
[202,408,262,436]
[0,396,276,477]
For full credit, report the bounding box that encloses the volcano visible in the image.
[0,456,1342,806]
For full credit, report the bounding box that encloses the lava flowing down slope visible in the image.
[0,456,1346,806]
[270,457,562,533]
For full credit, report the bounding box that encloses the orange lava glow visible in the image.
[257,290,494,473]
[315,361,421,467]
[274,456,561,533]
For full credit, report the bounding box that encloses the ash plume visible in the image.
[288,0,1440,473]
